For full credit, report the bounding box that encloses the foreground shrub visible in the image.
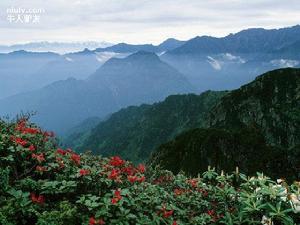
[0,118,299,224]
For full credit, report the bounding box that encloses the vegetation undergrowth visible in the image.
[0,118,299,224]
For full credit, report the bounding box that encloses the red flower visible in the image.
[111,189,122,204]
[32,153,45,163]
[70,153,81,165]
[163,210,173,218]
[111,198,118,204]
[98,219,105,225]
[89,217,105,225]
[22,127,40,134]
[36,166,47,172]
[30,193,45,204]
[79,169,90,176]
[56,157,65,169]
[89,217,97,225]
[14,137,27,146]
[174,188,184,196]
[29,145,35,151]
[109,156,125,167]
[138,176,145,183]
[15,119,27,132]
[114,189,122,199]
[127,175,138,183]
[56,148,67,155]
[172,221,178,225]
[108,169,120,180]
[187,178,198,188]
[121,166,135,176]
[137,164,146,173]
[207,209,215,216]
[66,148,73,153]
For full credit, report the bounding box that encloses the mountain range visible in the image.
[0,41,112,54]
[64,68,300,179]
[65,91,226,162]
[93,38,185,53]
[162,25,300,91]
[0,38,185,99]
[150,68,300,179]
[1,25,300,138]
[0,51,193,134]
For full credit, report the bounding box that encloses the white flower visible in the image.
[289,194,300,213]
[276,178,284,184]
[272,184,288,201]
[261,215,273,225]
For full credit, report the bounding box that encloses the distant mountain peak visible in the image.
[167,24,300,55]
[92,51,165,76]
[7,50,58,56]
[127,50,159,60]
[66,48,95,56]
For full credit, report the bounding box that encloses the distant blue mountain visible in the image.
[168,25,300,54]
[0,41,112,54]
[94,38,185,53]
[161,25,300,92]
[0,51,193,134]
[0,49,105,99]
[0,51,60,99]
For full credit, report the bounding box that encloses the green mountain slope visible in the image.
[71,91,227,162]
[149,127,298,179]
[208,67,300,148]
[68,68,299,178]
[149,68,300,179]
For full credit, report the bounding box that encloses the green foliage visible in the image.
[0,118,300,224]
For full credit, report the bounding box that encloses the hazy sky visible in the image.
[0,0,299,45]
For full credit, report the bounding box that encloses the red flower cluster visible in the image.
[89,217,105,225]
[15,119,40,134]
[111,189,122,204]
[70,153,81,165]
[11,136,28,146]
[79,169,90,176]
[206,209,224,222]
[32,153,45,163]
[56,157,65,169]
[158,205,174,218]
[127,175,145,183]
[56,148,67,155]
[22,127,40,135]
[29,145,35,151]
[105,157,146,184]
[36,166,47,172]
[173,188,190,196]
[108,169,121,181]
[30,193,45,204]
[153,175,173,184]
[197,188,208,197]
[109,156,125,167]
[187,178,198,188]
[137,164,146,173]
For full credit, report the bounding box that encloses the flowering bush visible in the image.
[0,118,299,224]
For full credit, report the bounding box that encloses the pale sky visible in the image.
[0,0,299,45]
